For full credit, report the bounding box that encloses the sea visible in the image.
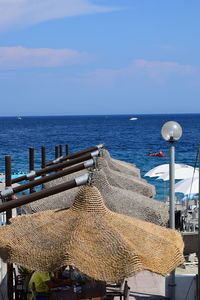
[0,113,199,201]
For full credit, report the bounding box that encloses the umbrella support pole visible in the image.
[197,144,200,300]
[168,270,176,300]
[45,144,104,167]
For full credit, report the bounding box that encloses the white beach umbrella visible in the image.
[175,176,199,195]
[157,166,197,181]
[144,164,189,178]
[0,182,19,191]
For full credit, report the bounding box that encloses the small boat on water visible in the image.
[17,117,22,120]
[129,117,138,120]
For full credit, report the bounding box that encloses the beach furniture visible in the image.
[106,280,130,300]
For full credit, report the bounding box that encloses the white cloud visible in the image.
[0,0,117,31]
[65,59,197,87]
[132,59,195,82]
[0,46,88,68]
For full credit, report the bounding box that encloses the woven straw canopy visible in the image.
[23,169,167,226]
[97,157,156,198]
[102,149,140,177]
[0,186,183,282]
[91,169,168,226]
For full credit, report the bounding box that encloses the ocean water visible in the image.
[0,114,199,201]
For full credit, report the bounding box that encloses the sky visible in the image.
[0,0,200,116]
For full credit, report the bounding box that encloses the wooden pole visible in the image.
[2,159,94,195]
[45,144,104,167]
[11,151,99,184]
[0,174,89,213]
[65,144,69,156]
[55,145,59,159]
[59,144,63,157]
[5,156,13,300]
[41,146,46,169]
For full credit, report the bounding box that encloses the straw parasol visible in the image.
[23,169,168,226]
[0,186,184,282]
[102,150,140,177]
[23,170,84,214]
[97,157,156,198]
[91,169,168,226]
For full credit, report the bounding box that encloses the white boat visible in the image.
[129,117,138,120]
[17,117,22,120]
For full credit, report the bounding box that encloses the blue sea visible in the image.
[0,114,199,201]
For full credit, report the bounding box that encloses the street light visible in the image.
[161,121,182,300]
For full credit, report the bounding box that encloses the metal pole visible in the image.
[0,174,89,212]
[11,150,99,184]
[1,159,94,195]
[169,142,176,300]
[198,144,200,300]
[169,142,175,229]
[5,155,13,300]
[45,144,104,167]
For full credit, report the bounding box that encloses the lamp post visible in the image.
[198,143,200,300]
[161,121,182,300]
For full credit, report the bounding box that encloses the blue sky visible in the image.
[0,0,200,116]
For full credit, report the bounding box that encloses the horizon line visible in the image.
[0,112,200,118]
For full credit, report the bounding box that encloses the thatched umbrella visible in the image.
[91,169,168,226]
[96,157,156,198]
[0,186,184,282]
[102,150,140,177]
[24,169,168,226]
[23,170,84,214]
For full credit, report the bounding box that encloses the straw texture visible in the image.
[23,170,84,214]
[102,149,140,177]
[97,157,155,198]
[91,169,168,226]
[0,186,184,282]
[23,169,167,226]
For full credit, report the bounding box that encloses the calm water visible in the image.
[0,114,199,200]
